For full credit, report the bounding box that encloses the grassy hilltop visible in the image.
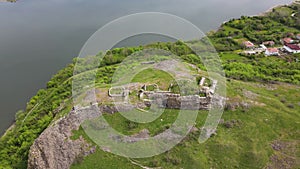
[0,3,300,169]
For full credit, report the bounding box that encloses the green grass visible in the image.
[102,109,179,136]
[132,68,175,90]
[71,146,140,169]
[220,52,247,62]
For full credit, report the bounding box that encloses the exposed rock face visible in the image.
[28,106,100,169]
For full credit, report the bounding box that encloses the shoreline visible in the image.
[216,0,300,32]
[212,2,295,33]
[258,3,292,16]
[0,0,17,2]
[1,0,16,2]
[214,2,288,32]
[1,123,15,138]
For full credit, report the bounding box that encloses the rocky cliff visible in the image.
[27,106,100,169]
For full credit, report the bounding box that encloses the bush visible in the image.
[287,104,294,109]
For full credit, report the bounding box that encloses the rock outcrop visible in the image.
[28,106,100,169]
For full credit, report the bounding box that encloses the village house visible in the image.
[284,43,300,54]
[282,37,294,44]
[243,41,255,48]
[244,50,257,55]
[265,48,279,56]
[260,44,267,50]
[263,41,275,46]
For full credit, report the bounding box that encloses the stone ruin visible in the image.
[108,77,218,110]
[145,92,211,110]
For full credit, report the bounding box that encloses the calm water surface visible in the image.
[0,0,293,134]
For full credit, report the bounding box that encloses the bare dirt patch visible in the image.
[266,140,300,169]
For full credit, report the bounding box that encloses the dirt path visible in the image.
[129,159,161,169]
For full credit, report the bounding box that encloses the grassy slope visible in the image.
[208,3,300,51]
[70,78,300,169]
[132,68,175,90]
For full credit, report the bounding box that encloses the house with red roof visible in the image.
[282,38,294,44]
[284,43,300,53]
[263,41,275,46]
[243,41,255,48]
[265,48,279,56]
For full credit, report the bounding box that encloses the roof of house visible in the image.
[283,38,293,44]
[266,48,279,53]
[243,41,254,47]
[285,43,300,50]
[263,41,275,45]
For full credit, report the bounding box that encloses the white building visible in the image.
[284,44,300,54]
[265,48,279,56]
[260,44,267,50]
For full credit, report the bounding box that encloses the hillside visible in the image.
[0,2,299,169]
[69,79,300,169]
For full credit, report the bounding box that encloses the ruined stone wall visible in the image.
[147,93,211,110]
